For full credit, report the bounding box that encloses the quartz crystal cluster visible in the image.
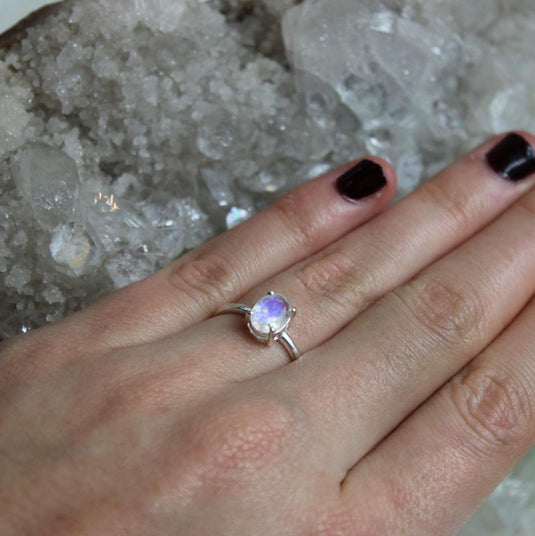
[3,0,535,337]
[1,0,535,530]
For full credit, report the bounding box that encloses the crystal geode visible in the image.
[2,0,535,337]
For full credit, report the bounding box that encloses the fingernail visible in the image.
[336,159,387,201]
[486,133,535,181]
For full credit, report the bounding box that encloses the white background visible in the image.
[1,0,63,35]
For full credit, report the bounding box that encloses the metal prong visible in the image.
[267,327,275,346]
[290,307,297,316]
[279,331,301,361]
[268,290,275,296]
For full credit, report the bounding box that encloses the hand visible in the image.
[2,132,535,535]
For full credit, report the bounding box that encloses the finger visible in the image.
[3,158,395,362]
[280,181,535,475]
[190,131,535,380]
[340,293,535,535]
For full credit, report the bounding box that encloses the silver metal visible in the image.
[279,331,300,359]
[267,327,275,346]
[216,303,252,316]
[214,291,301,361]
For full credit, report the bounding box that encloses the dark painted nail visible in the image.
[486,133,535,181]
[336,159,387,201]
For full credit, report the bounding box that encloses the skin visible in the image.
[1,131,535,535]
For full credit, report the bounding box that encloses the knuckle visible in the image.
[421,178,472,228]
[393,274,484,345]
[293,250,377,311]
[273,191,319,251]
[449,364,534,451]
[95,374,160,421]
[516,193,535,219]
[94,362,204,422]
[168,252,235,308]
[294,251,354,305]
[190,396,306,480]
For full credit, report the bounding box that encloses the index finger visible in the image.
[7,157,395,358]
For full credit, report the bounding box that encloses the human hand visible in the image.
[2,132,535,535]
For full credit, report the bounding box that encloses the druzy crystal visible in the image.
[49,222,102,277]
[13,143,80,231]
[4,0,535,338]
[249,294,293,339]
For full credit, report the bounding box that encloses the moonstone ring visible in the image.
[214,291,301,361]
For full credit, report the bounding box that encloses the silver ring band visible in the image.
[214,291,301,361]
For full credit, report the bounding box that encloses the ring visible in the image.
[214,291,301,361]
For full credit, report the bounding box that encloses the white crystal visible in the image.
[226,206,252,230]
[104,250,155,289]
[197,110,256,161]
[13,143,80,231]
[240,161,289,194]
[49,223,101,277]
[10,230,28,248]
[202,168,235,207]
[0,67,31,158]
[42,285,65,304]
[5,264,31,291]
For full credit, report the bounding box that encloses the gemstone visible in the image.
[249,293,293,338]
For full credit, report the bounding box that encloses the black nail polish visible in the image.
[336,159,387,200]
[486,133,535,181]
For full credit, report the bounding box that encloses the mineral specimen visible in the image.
[13,143,80,230]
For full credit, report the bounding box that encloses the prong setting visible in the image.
[267,327,275,346]
[246,292,296,344]
[215,293,301,361]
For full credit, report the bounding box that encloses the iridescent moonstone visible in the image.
[249,294,293,336]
